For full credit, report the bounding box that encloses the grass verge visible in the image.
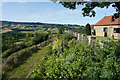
[96,36,119,42]
[3,46,49,79]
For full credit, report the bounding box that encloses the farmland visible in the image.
[1,21,84,79]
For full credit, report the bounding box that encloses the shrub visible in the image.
[2,45,38,72]
[2,39,52,73]
[29,40,120,79]
[2,32,49,58]
[58,27,64,34]
[84,23,91,35]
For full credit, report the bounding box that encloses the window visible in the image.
[114,28,120,33]
[103,27,107,32]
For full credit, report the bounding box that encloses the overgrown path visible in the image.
[4,46,49,79]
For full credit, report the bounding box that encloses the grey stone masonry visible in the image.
[68,29,96,45]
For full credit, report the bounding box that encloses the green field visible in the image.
[3,46,49,79]
[96,36,119,42]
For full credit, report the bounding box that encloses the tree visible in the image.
[50,1,120,21]
[93,30,96,35]
[25,33,30,41]
[84,23,91,35]
[58,26,64,34]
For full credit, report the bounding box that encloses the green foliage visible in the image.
[2,39,52,73]
[2,42,26,58]
[2,49,12,58]
[58,2,120,20]
[58,26,64,34]
[2,45,38,73]
[52,33,74,56]
[32,32,48,45]
[84,23,91,35]
[2,31,26,52]
[25,33,31,41]
[29,38,120,79]
[12,28,34,32]
[2,31,49,58]
[63,33,74,42]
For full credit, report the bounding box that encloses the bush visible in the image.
[2,39,52,73]
[84,23,91,35]
[2,32,49,58]
[2,45,38,73]
[2,49,12,58]
[58,27,64,34]
[29,40,120,79]
[63,33,74,42]
[2,31,26,52]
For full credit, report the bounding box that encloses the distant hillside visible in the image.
[1,21,44,25]
[1,20,83,27]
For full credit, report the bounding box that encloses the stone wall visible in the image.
[94,26,110,37]
[109,25,120,39]
[68,29,96,46]
[94,25,120,39]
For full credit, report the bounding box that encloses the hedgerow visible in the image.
[2,39,52,73]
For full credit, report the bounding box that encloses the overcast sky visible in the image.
[1,2,116,26]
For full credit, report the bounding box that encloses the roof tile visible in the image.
[95,15,120,26]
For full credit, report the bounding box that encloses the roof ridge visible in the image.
[95,15,120,26]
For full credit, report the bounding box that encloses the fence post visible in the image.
[82,34,88,44]
[90,36,96,48]
[75,32,77,37]
[77,33,80,40]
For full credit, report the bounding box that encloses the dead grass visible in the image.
[1,29,12,33]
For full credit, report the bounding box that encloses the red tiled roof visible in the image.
[90,25,94,30]
[95,15,120,26]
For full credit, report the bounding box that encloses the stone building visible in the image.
[94,15,120,39]
[90,25,95,35]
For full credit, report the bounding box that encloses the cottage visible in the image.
[94,15,120,39]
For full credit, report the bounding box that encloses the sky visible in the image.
[1,2,117,26]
